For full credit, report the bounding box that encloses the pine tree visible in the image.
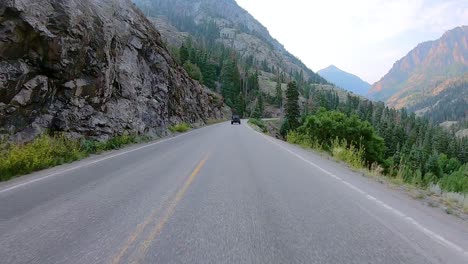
[425,152,442,179]
[258,93,264,114]
[236,93,246,117]
[179,45,189,64]
[275,79,283,108]
[285,81,300,129]
[220,58,242,113]
[252,95,263,119]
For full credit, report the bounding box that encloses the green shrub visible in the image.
[169,123,191,133]
[286,130,302,145]
[286,130,323,151]
[295,109,385,166]
[438,165,468,194]
[0,134,86,180]
[0,133,142,181]
[248,118,267,133]
[183,61,203,82]
[81,134,138,154]
[438,154,461,175]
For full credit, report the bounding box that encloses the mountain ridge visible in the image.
[318,65,371,96]
[368,25,468,110]
[132,0,328,84]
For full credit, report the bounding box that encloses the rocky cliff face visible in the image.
[0,0,226,142]
[369,26,468,109]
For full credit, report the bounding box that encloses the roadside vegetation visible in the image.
[248,118,267,133]
[169,123,191,133]
[0,120,215,181]
[275,81,468,215]
[0,133,145,182]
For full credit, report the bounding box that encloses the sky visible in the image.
[234,0,468,84]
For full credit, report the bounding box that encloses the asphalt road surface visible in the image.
[1,121,468,264]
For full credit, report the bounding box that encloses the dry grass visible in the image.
[442,192,468,210]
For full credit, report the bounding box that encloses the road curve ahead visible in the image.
[1,121,468,264]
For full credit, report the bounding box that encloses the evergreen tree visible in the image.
[179,45,189,64]
[258,93,264,114]
[275,79,283,108]
[251,92,265,118]
[183,61,203,82]
[285,81,300,130]
[236,93,246,117]
[425,153,443,179]
[220,58,242,113]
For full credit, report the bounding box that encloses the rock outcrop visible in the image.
[0,0,226,142]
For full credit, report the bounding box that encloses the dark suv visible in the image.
[231,115,241,125]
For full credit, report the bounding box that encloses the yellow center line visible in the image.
[131,155,209,264]
[111,154,210,264]
[111,208,161,264]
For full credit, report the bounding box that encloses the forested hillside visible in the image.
[131,0,332,117]
[409,76,468,125]
[369,26,468,115]
[284,85,468,193]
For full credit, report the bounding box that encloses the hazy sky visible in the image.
[235,0,468,84]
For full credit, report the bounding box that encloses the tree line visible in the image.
[144,1,467,193]
[408,80,468,124]
[282,82,468,193]
[172,36,321,118]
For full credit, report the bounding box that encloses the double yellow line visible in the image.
[112,155,209,264]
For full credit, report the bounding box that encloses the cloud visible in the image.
[235,0,468,83]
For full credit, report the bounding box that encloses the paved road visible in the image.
[1,121,468,264]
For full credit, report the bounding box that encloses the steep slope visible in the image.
[132,0,328,84]
[0,0,226,142]
[409,74,468,123]
[318,65,370,96]
[369,26,468,109]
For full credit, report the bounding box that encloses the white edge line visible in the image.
[0,127,204,194]
[247,124,468,257]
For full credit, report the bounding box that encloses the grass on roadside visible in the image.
[287,133,366,169]
[169,123,191,133]
[248,118,268,133]
[331,138,365,169]
[441,192,468,214]
[0,120,216,181]
[0,133,146,182]
[286,131,325,152]
[284,130,468,217]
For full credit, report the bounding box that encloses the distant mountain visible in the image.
[318,65,370,96]
[369,26,468,111]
